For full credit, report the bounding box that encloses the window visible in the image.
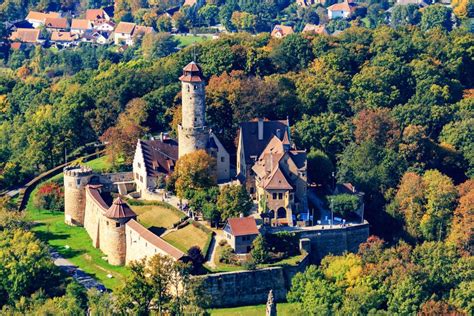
[106,221,109,226]
[187,85,190,92]
[137,162,141,169]
[273,193,277,200]
[278,193,283,200]
[221,156,225,162]
[140,176,143,183]
[76,179,81,186]
[250,187,255,194]
[194,85,197,90]
[115,222,120,228]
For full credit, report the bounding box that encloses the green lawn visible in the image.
[210,303,303,316]
[163,223,210,252]
[132,204,184,235]
[83,156,112,172]
[26,186,130,291]
[174,34,211,47]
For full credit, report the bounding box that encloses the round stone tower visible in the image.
[102,197,137,266]
[178,61,209,158]
[64,165,93,226]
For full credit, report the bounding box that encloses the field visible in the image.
[26,188,130,290]
[174,34,212,47]
[210,303,303,315]
[132,204,185,235]
[162,223,211,252]
[83,155,112,172]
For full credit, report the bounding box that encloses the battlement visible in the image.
[64,165,93,177]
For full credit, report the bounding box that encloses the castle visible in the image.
[63,61,312,266]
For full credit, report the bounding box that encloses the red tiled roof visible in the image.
[9,28,40,43]
[71,19,91,30]
[271,25,294,37]
[115,22,135,34]
[302,24,329,35]
[126,219,185,260]
[51,31,77,42]
[86,9,107,21]
[328,1,357,13]
[44,17,68,29]
[26,11,60,21]
[227,217,259,236]
[105,197,136,219]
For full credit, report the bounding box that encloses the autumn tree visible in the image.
[353,108,401,148]
[100,98,148,167]
[174,150,217,198]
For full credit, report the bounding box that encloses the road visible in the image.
[50,251,106,291]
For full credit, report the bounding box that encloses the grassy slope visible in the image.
[132,204,184,235]
[83,155,111,172]
[163,224,210,252]
[210,303,302,316]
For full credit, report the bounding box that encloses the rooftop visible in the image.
[226,217,259,236]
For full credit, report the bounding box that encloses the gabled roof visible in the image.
[104,197,136,219]
[86,9,108,21]
[115,22,136,34]
[132,25,154,37]
[302,24,329,35]
[71,19,92,30]
[328,1,358,13]
[139,138,179,176]
[127,219,185,260]
[9,28,40,43]
[183,0,198,6]
[226,217,259,236]
[264,167,293,190]
[271,24,294,37]
[26,11,60,21]
[44,17,68,29]
[51,31,77,42]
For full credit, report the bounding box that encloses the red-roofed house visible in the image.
[302,24,329,35]
[271,24,294,38]
[71,19,93,34]
[224,217,259,253]
[327,1,358,19]
[44,17,68,31]
[114,22,153,45]
[50,31,79,47]
[26,11,61,28]
[9,28,43,44]
[85,8,111,22]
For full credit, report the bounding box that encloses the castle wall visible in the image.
[84,188,106,248]
[125,220,184,265]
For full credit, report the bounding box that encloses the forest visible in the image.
[0,13,473,314]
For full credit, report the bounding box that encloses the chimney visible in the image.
[276,129,281,140]
[258,118,264,141]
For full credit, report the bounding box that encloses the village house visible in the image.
[44,17,68,31]
[224,217,259,253]
[26,11,61,28]
[93,20,115,32]
[327,1,358,19]
[296,0,326,7]
[85,8,111,22]
[302,24,329,35]
[9,28,43,44]
[113,22,153,45]
[271,25,294,38]
[50,31,79,47]
[71,19,93,35]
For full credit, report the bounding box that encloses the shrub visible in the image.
[251,235,269,264]
[219,245,235,264]
[34,182,64,212]
[328,194,360,217]
[242,259,256,270]
[187,246,205,274]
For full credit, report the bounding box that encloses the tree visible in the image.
[187,246,205,273]
[353,108,401,148]
[217,184,253,221]
[174,150,217,198]
[307,148,334,186]
[141,33,178,59]
[250,234,269,264]
[328,194,360,217]
[0,229,61,307]
[198,4,219,26]
[421,5,453,31]
[446,180,474,255]
[156,15,172,32]
[270,34,314,73]
[390,4,421,27]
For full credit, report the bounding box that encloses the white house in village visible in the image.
[327,1,358,19]
[26,11,61,28]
